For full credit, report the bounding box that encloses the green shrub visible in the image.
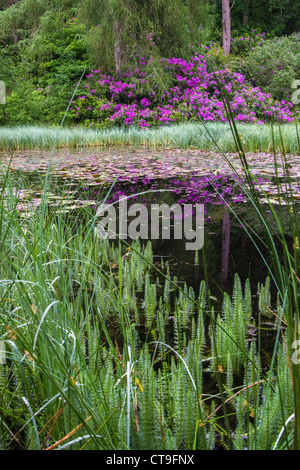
[0,80,77,126]
[232,33,300,103]
[0,80,43,125]
[0,17,92,126]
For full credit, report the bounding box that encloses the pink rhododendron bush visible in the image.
[71,55,295,129]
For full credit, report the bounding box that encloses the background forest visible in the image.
[0,0,300,127]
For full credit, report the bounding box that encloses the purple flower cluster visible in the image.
[91,173,270,224]
[72,54,295,128]
[0,30,24,50]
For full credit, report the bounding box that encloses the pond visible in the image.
[2,146,299,301]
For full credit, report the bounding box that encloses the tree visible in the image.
[80,0,216,74]
[242,0,249,27]
[222,0,231,54]
[216,0,300,37]
[0,0,216,99]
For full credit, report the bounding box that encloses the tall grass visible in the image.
[0,122,300,153]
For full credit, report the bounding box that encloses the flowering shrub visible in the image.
[70,54,296,129]
[1,17,298,128]
[230,30,268,56]
[200,30,267,74]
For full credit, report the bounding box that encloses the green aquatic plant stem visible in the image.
[214,93,300,449]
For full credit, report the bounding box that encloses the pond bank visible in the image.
[1,122,300,153]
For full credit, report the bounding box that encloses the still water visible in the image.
[3,146,298,302]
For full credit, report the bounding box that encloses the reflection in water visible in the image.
[221,210,230,292]
[1,167,297,301]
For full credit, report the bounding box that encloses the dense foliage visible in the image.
[215,0,300,37]
[0,0,299,126]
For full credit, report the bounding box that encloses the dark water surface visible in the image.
[1,147,298,303]
[4,160,298,303]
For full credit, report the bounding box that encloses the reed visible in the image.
[0,122,300,153]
